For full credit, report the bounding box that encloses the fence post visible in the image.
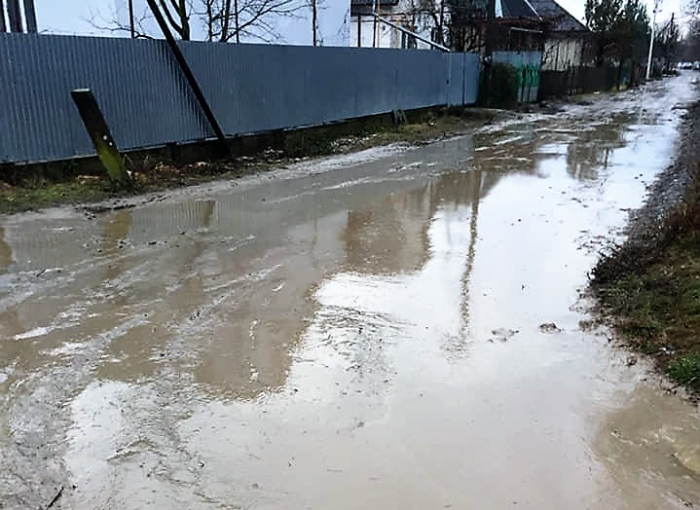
[71,89,130,185]
[6,0,22,33]
[462,53,468,105]
[145,0,229,157]
[23,0,37,33]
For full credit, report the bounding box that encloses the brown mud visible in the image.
[0,109,508,215]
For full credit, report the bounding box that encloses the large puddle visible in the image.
[2,75,700,509]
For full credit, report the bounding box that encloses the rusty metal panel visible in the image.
[0,32,480,165]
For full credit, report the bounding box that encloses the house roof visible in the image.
[350,0,399,6]
[497,0,540,20]
[527,0,587,31]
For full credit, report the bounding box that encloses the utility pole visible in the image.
[128,0,135,38]
[373,0,381,47]
[312,0,317,46]
[646,0,661,80]
[484,0,496,57]
[22,0,36,32]
[6,0,22,32]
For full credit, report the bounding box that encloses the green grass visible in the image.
[592,160,700,394]
[0,179,116,214]
[668,356,700,389]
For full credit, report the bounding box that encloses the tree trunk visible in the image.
[484,0,496,56]
[128,0,136,38]
[178,0,190,40]
[312,0,318,46]
[234,0,240,43]
[437,0,444,46]
[206,0,213,40]
[221,0,232,41]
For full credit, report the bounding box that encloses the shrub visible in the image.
[478,63,520,109]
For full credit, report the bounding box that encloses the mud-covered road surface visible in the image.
[2,75,700,510]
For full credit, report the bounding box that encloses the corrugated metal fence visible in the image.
[0,33,481,165]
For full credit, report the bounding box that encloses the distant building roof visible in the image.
[497,0,540,20]
[527,0,587,31]
[350,0,400,6]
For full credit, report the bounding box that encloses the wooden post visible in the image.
[22,0,36,32]
[6,0,22,33]
[485,0,496,57]
[375,0,381,47]
[145,0,229,156]
[312,0,317,46]
[372,0,377,47]
[71,89,130,185]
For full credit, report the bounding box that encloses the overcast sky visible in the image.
[32,0,689,40]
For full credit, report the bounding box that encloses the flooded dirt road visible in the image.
[2,75,700,509]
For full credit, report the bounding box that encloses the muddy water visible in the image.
[2,76,700,509]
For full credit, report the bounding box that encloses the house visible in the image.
[528,0,589,70]
[349,0,439,49]
[349,0,546,52]
[492,0,543,52]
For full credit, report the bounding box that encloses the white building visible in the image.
[528,0,588,70]
[349,0,439,50]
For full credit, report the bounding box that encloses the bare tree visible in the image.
[93,0,305,43]
[89,3,158,39]
[404,0,448,46]
[403,0,486,51]
[90,0,193,39]
[201,0,304,43]
[158,0,192,39]
[311,0,318,45]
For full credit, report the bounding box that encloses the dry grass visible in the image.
[592,160,700,392]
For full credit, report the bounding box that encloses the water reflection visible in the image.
[0,227,11,274]
[4,75,699,510]
[0,103,649,403]
[566,113,630,181]
[307,168,496,385]
[343,186,435,275]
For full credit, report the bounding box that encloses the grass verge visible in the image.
[592,102,700,394]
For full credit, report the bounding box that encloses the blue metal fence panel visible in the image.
[447,53,464,106]
[0,32,481,165]
[0,33,212,164]
[463,53,481,104]
[446,52,480,106]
